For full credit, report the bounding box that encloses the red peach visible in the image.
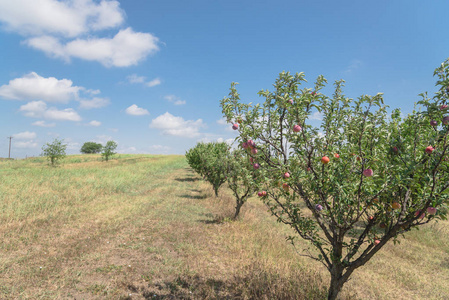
[363,169,373,177]
[321,156,330,164]
[283,172,290,179]
[334,153,340,158]
[251,148,258,155]
[427,207,437,215]
[293,125,301,132]
[232,123,239,130]
[414,210,425,219]
[430,120,438,126]
[425,146,434,154]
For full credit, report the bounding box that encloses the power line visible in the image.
[7,136,13,159]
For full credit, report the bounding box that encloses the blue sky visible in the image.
[0,0,448,158]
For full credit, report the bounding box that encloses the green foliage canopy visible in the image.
[186,142,229,197]
[42,138,67,166]
[101,141,117,161]
[80,142,103,154]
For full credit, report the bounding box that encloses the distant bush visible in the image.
[101,140,117,161]
[80,142,103,154]
[42,138,67,166]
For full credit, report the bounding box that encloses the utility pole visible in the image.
[7,136,13,159]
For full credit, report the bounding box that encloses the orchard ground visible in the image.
[0,155,448,299]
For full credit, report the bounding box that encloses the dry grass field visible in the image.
[0,154,448,299]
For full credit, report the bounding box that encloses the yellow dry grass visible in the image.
[0,154,447,299]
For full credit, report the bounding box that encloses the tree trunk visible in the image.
[234,199,243,219]
[327,274,345,300]
[327,261,349,300]
[214,187,219,197]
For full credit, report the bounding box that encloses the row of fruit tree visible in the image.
[186,59,449,300]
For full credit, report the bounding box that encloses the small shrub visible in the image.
[102,141,117,162]
[42,138,67,166]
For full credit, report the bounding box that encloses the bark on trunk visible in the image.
[327,275,345,300]
[327,263,347,300]
[234,199,243,219]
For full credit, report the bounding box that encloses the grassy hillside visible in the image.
[0,155,448,299]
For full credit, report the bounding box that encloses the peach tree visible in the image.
[224,148,258,219]
[220,60,449,300]
[186,142,229,197]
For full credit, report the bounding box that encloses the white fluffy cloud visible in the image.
[146,78,161,87]
[0,1,159,68]
[32,120,56,127]
[79,97,110,109]
[150,112,205,138]
[13,131,37,140]
[127,74,161,87]
[15,141,39,149]
[164,95,186,106]
[125,104,149,116]
[12,131,38,148]
[26,28,159,67]
[0,72,110,110]
[0,0,124,37]
[88,120,101,126]
[19,100,82,121]
[0,72,80,103]
[127,74,145,84]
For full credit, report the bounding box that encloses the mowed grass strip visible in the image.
[0,154,448,299]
